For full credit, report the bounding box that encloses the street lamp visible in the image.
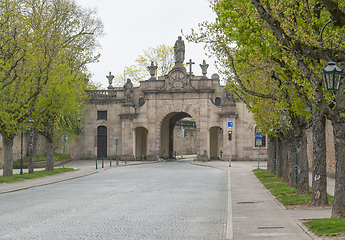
[321,61,343,91]
[320,18,343,91]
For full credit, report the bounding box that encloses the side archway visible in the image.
[134,127,148,159]
[209,126,222,160]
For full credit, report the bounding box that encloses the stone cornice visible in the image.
[119,113,137,120]
[218,112,239,118]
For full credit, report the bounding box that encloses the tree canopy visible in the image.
[0,0,104,176]
[113,44,174,87]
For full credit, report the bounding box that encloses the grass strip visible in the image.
[253,168,266,172]
[254,171,276,179]
[261,177,282,183]
[13,173,44,179]
[0,168,76,183]
[55,168,75,172]
[304,218,345,237]
[0,176,23,183]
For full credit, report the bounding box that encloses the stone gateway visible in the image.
[80,37,267,161]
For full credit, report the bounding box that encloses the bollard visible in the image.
[95,157,98,169]
[125,155,127,164]
[110,157,112,167]
[142,154,144,162]
[202,154,204,162]
[102,157,104,168]
[116,155,119,165]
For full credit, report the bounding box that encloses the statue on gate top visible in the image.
[123,78,133,102]
[174,36,185,65]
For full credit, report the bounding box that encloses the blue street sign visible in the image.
[61,135,69,142]
[228,122,233,127]
[255,132,263,140]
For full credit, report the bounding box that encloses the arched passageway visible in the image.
[209,126,222,160]
[160,112,195,159]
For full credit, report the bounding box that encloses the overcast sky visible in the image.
[74,0,219,88]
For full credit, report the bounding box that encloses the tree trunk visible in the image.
[267,136,275,174]
[287,142,296,188]
[296,131,309,195]
[1,132,15,177]
[27,127,35,174]
[276,137,283,178]
[45,123,55,171]
[32,130,38,157]
[281,138,289,183]
[309,106,328,206]
[331,118,345,218]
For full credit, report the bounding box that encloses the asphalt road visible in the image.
[0,160,228,240]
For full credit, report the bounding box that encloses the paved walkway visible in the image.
[0,159,335,239]
[192,161,333,240]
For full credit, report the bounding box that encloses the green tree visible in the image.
[113,44,174,87]
[22,0,103,172]
[186,0,317,198]
[0,0,39,177]
[0,0,103,176]
[192,0,345,216]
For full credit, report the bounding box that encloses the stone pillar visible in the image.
[120,103,136,160]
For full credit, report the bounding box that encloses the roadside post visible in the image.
[228,121,233,167]
[115,137,119,165]
[61,135,69,168]
[255,131,263,168]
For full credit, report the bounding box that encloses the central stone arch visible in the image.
[157,103,200,159]
[160,112,195,158]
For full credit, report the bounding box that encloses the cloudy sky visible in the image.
[74,0,219,88]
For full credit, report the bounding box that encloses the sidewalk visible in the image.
[0,159,159,194]
[192,161,332,240]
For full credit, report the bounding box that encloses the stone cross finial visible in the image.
[186,59,195,75]
[106,71,114,89]
[147,61,158,80]
[200,60,209,77]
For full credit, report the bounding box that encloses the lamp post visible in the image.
[20,127,23,175]
[320,18,343,91]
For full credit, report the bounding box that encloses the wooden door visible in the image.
[97,126,107,158]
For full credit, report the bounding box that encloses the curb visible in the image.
[295,219,323,240]
[253,173,287,210]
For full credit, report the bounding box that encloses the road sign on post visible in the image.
[255,132,263,140]
[115,137,119,165]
